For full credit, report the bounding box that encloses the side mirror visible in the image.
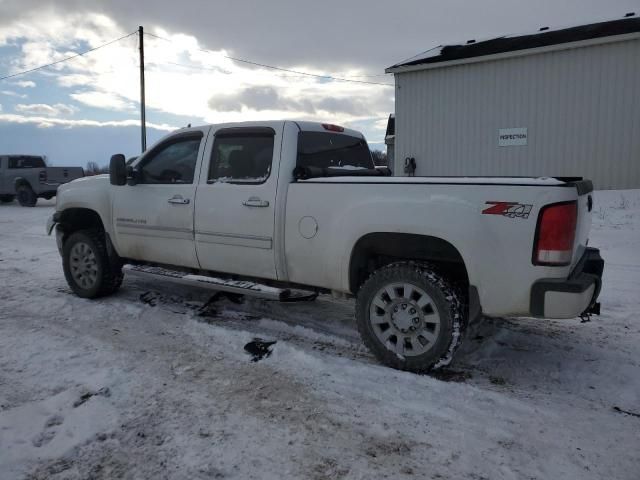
[109,154,127,186]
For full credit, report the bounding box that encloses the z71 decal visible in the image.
[482,201,533,219]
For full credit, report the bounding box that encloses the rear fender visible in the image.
[13,177,32,190]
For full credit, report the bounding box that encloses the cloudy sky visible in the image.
[1,0,638,167]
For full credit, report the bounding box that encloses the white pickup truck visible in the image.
[47,121,603,372]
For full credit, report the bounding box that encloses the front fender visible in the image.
[55,175,113,236]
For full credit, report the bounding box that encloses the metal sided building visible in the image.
[385,15,640,189]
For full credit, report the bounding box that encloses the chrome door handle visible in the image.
[168,195,190,205]
[242,196,269,208]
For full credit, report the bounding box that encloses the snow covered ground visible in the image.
[0,190,638,480]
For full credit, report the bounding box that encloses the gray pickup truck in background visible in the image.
[0,155,84,207]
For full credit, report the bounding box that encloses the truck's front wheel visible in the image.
[62,230,123,298]
[356,262,465,373]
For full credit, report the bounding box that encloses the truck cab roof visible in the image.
[169,120,364,139]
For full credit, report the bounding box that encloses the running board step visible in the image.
[123,264,318,302]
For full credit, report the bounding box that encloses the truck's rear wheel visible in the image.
[0,195,15,203]
[16,185,37,207]
[356,262,465,373]
[62,230,123,298]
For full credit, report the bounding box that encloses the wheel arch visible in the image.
[348,232,470,295]
[58,208,105,232]
[13,177,32,191]
[56,207,122,261]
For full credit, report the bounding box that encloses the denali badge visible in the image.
[482,202,533,219]
[116,217,148,225]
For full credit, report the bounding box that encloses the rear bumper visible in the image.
[530,247,604,319]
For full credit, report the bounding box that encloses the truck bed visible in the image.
[286,175,593,316]
[40,167,85,185]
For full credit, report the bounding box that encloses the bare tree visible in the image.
[370,149,388,166]
[85,161,101,175]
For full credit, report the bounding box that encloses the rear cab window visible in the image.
[8,156,46,169]
[297,132,374,170]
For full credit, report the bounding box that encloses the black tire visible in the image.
[356,262,465,373]
[16,185,37,207]
[62,229,123,298]
[0,195,15,203]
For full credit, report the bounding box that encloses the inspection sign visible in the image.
[498,128,528,147]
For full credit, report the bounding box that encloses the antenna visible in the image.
[138,26,147,152]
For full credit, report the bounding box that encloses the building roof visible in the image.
[387,15,640,72]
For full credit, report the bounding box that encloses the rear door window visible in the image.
[297,132,374,170]
[208,128,275,184]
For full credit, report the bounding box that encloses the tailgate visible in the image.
[571,180,594,268]
[45,167,84,184]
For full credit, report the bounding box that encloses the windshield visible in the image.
[297,132,374,170]
[8,156,46,169]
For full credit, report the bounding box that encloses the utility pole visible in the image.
[138,25,147,152]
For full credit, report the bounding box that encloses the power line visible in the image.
[150,59,390,80]
[0,31,137,81]
[147,58,346,80]
[336,73,391,78]
[149,60,232,74]
[149,59,351,80]
[144,31,393,87]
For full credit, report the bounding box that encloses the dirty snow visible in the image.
[0,191,639,480]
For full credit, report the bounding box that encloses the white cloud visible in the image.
[0,11,392,143]
[56,74,94,88]
[14,103,77,116]
[0,112,174,131]
[1,90,28,98]
[14,80,36,88]
[70,91,135,111]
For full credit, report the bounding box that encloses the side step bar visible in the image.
[123,264,318,302]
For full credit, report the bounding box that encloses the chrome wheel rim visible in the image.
[369,282,441,357]
[69,242,98,289]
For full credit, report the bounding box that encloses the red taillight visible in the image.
[533,201,577,266]
[321,123,344,132]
